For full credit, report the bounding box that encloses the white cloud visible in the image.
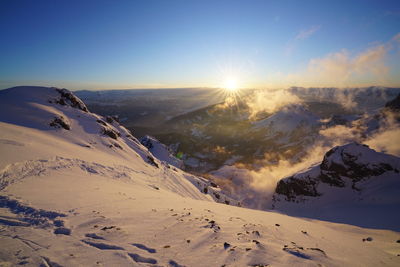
[295,25,321,40]
[277,32,400,87]
[245,89,302,118]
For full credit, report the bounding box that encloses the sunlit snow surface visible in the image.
[0,86,399,266]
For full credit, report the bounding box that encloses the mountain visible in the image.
[1,86,399,266]
[288,86,400,112]
[272,143,400,230]
[74,88,229,131]
[81,87,400,176]
[385,93,400,111]
[149,102,325,173]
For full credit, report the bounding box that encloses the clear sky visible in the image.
[1,0,399,90]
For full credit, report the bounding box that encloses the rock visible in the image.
[101,126,120,140]
[146,156,159,168]
[223,242,231,249]
[275,176,320,201]
[55,88,89,112]
[274,143,399,202]
[49,116,70,130]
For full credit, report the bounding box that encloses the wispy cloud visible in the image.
[285,25,321,56]
[295,25,321,40]
[275,32,400,87]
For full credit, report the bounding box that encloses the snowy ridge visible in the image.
[0,86,236,204]
[140,135,184,169]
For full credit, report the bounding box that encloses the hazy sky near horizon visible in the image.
[1,0,400,90]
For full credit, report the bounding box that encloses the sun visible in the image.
[223,78,239,92]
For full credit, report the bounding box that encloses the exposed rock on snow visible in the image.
[49,116,71,130]
[53,88,89,112]
[275,143,399,201]
[273,142,400,230]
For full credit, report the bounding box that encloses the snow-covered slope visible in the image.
[0,87,399,266]
[273,143,400,230]
[140,135,184,169]
[0,86,236,204]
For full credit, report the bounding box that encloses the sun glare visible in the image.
[223,78,239,92]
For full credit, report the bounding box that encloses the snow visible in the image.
[273,143,400,231]
[140,135,184,169]
[0,86,399,266]
[252,104,320,136]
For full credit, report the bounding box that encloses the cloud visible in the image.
[364,111,400,156]
[285,25,321,56]
[211,97,400,209]
[319,124,363,142]
[304,44,389,86]
[365,128,400,156]
[277,32,400,87]
[244,89,302,118]
[295,25,321,40]
[210,141,334,209]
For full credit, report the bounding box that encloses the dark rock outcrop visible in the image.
[101,126,120,140]
[274,143,399,201]
[49,116,70,130]
[53,88,89,112]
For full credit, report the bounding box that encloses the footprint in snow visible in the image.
[41,256,63,267]
[85,233,105,240]
[169,259,186,267]
[131,243,157,253]
[128,253,157,264]
[81,240,124,250]
[54,227,71,235]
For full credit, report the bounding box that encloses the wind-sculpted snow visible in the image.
[0,157,140,190]
[0,156,234,203]
[0,195,66,227]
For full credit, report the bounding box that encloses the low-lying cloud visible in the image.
[245,89,302,118]
[211,93,400,209]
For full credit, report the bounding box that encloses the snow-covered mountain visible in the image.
[0,86,237,205]
[252,104,320,135]
[272,143,400,230]
[1,86,399,266]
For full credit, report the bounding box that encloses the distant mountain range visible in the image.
[77,87,400,174]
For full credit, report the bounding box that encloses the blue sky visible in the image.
[1,0,399,90]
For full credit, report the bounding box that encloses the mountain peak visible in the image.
[273,142,400,230]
